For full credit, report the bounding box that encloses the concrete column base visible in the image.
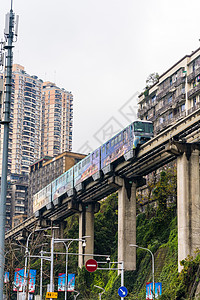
[118,179,136,271]
[177,149,200,271]
[78,203,95,268]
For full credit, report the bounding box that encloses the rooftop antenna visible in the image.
[0,0,19,299]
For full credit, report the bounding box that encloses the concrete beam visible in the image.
[177,149,200,271]
[118,179,136,271]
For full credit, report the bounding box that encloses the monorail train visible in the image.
[33,120,153,214]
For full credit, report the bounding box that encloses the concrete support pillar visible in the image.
[54,222,65,250]
[78,203,94,268]
[118,179,136,271]
[177,149,200,271]
[52,221,65,239]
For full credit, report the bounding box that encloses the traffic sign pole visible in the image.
[121,261,124,300]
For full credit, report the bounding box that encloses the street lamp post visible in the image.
[130,244,154,299]
[54,237,88,300]
[23,227,58,300]
[94,285,105,300]
[39,243,48,300]
[73,290,80,299]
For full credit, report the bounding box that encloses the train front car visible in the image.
[132,120,154,148]
[74,148,101,192]
[100,120,154,171]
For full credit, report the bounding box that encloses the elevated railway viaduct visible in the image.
[6,108,200,271]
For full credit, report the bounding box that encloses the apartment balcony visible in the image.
[188,71,195,83]
[156,84,174,100]
[188,101,200,114]
[174,76,185,87]
[157,97,177,116]
[156,89,165,100]
[173,92,185,105]
[187,66,200,83]
[154,117,175,135]
[137,108,144,116]
[149,114,157,122]
[188,84,200,99]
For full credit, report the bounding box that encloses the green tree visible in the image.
[145,72,159,89]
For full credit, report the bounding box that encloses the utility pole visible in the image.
[0,1,18,299]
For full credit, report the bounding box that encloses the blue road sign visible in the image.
[118,286,128,297]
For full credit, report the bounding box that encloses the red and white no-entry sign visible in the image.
[85,259,98,272]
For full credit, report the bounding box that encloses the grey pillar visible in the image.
[53,222,66,251]
[118,179,137,270]
[177,149,200,271]
[78,204,94,268]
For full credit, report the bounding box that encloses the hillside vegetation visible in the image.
[5,170,200,299]
[65,170,200,300]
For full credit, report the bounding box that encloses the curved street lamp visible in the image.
[23,226,59,300]
[130,244,154,299]
[94,285,105,300]
[73,290,80,299]
[54,236,89,300]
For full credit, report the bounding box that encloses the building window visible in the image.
[193,97,196,106]
[181,104,185,112]
[159,117,164,124]
[168,112,173,120]
[168,96,172,103]
[152,95,156,103]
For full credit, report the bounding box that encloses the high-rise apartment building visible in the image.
[138,47,200,133]
[0,65,74,229]
[0,65,73,175]
[0,64,43,175]
[42,82,73,157]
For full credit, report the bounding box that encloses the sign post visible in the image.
[85,259,98,272]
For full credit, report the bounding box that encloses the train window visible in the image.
[123,130,127,140]
[106,142,109,153]
[96,151,98,157]
[102,145,105,153]
[75,166,77,172]
[70,170,72,176]
[79,163,81,170]
[111,139,114,147]
[130,125,133,136]
[115,136,118,144]
[118,134,122,142]
[134,121,145,132]
[145,123,153,133]
[92,153,95,160]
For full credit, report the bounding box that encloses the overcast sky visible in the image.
[1,0,200,153]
